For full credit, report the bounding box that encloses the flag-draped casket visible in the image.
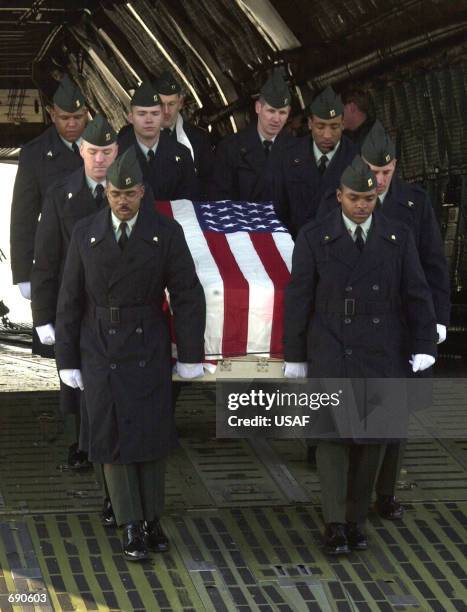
[156,200,294,359]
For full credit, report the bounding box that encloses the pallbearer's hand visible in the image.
[175,362,204,379]
[283,362,308,378]
[409,354,435,372]
[59,369,84,390]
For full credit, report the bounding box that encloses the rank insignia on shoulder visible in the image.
[68,192,73,199]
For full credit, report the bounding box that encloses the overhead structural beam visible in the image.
[308,22,467,90]
[234,0,301,51]
[125,2,203,108]
[165,13,238,132]
[97,28,142,86]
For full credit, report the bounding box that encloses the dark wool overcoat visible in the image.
[55,201,206,463]
[284,209,437,441]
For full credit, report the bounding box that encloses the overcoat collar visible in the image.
[317,208,400,283]
[87,192,162,288]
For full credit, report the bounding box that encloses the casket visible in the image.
[156,200,294,380]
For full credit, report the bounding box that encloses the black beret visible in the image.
[82,114,117,146]
[309,85,344,119]
[260,68,291,108]
[157,71,182,95]
[131,81,160,107]
[341,155,377,192]
[107,147,143,189]
[53,75,86,113]
[361,120,396,166]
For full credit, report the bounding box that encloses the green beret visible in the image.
[362,120,396,166]
[309,85,344,119]
[107,147,143,189]
[53,75,86,113]
[157,71,181,95]
[131,81,160,107]
[260,68,291,108]
[341,155,377,192]
[82,114,117,146]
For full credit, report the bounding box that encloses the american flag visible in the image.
[156,200,294,358]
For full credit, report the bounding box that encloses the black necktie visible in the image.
[72,142,80,155]
[376,197,382,209]
[169,128,177,140]
[118,222,129,250]
[263,140,273,157]
[147,149,155,162]
[355,225,364,252]
[94,184,105,206]
[318,154,328,175]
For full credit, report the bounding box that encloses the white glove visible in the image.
[409,354,435,372]
[436,324,447,344]
[35,323,55,345]
[283,362,308,378]
[18,282,31,300]
[175,362,204,379]
[59,369,84,390]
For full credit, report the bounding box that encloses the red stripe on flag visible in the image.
[251,233,290,357]
[155,200,174,218]
[204,231,249,356]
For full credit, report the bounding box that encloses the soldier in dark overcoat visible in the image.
[156,70,214,199]
[317,122,451,519]
[275,86,358,237]
[117,81,197,200]
[284,157,437,554]
[32,115,119,516]
[210,68,296,203]
[10,75,87,297]
[55,148,206,561]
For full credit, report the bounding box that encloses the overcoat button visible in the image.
[139,360,146,367]
[345,348,353,355]
[110,363,117,369]
[344,318,351,324]
[108,329,116,335]
[372,284,379,291]
[135,327,143,334]
[373,317,380,324]
[345,286,352,292]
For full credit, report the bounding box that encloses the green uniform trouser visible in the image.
[316,441,384,525]
[375,441,407,496]
[102,459,166,527]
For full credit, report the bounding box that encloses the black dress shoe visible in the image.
[375,495,404,520]
[346,523,368,550]
[67,442,92,470]
[122,522,149,561]
[143,519,169,552]
[101,497,116,528]
[323,523,350,555]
